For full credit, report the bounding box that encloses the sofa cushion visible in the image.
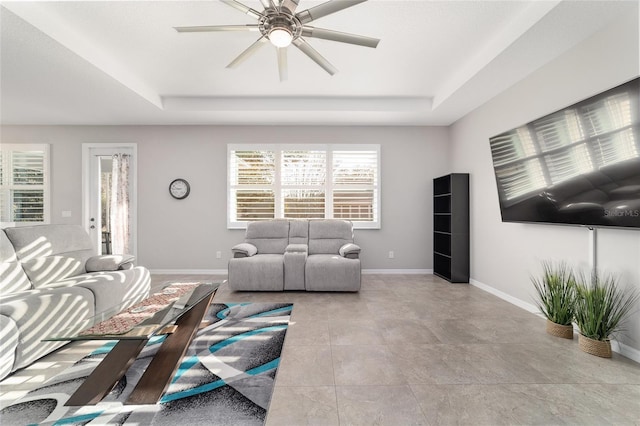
[288,220,309,245]
[0,316,18,380]
[4,225,94,288]
[308,220,354,255]
[56,267,151,313]
[228,254,284,291]
[245,220,290,254]
[0,286,95,371]
[0,231,31,294]
[85,254,135,272]
[305,254,361,291]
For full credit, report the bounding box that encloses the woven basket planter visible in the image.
[578,334,612,358]
[546,319,574,339]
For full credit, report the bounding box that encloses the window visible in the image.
[0,144,50,225]
[228,144,380,229]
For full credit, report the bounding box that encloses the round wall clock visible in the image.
[169,178,190,199]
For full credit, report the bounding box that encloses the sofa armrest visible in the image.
[85,254,135,272]
[339,243,361,259]
[232,243,258,258]
[286,243,308,254]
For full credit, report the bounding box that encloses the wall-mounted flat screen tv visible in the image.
[489,77,640,229]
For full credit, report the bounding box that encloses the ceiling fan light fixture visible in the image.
[269,27,293,47]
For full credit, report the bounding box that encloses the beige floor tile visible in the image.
[324,301,374,321]
[365,299,423,321]
[276,345,335,386]
[266,386,339,426]
[376,317,442,345]
[411,383,640,425]
[286,320,331,346]
[329,319,385,345]
[332,345,406,386]
[289,300,332,322]
[389,343,480,385]
[336,385,427,426]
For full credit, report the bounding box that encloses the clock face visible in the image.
[169,178,190,199]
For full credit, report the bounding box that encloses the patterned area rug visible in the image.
[0,302,293,425]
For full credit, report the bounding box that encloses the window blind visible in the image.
[228,144,380,228]
[0,145,49,224]
[332,150,378,221]
[229,150,276,221]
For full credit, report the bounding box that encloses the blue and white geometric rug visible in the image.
[0,302,293,425]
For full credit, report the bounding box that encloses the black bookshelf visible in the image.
[433,173,469,283]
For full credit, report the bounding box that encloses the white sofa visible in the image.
[228,219,361,292]
[0,224,150,380]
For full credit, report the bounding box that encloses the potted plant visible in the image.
[531,261,576,339]
[573,271,640,358]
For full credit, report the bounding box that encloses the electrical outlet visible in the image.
[388,251,394,259]
[216,251,222,259]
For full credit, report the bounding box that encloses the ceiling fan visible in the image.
[174,0,380,81]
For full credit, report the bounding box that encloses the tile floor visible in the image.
[2,273,640,425]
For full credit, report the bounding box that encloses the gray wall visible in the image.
[0,125,449,271]
[450,12,640,353]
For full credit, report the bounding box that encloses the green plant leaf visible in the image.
[531,261,576,326]
[574,271,640,341]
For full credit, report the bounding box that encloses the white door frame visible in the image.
[82,143,138,258]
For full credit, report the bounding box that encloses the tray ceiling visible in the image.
[1,1,636,126]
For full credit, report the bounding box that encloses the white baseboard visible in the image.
[611,340,640,364]
[469,278,539,314]
[469,278,640,364]
[152,268,433,275]
[150,269,228,275]
[362,269,432,274]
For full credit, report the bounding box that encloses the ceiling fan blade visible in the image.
[227,36,269,68]
[258,0,277,10]
[297,0,367,24]
[280,0,300,14]
[220,0,263,19]
[301,26,379,48]
[277,47,288,82]
[174,24,260,33]
[293,37,337,75]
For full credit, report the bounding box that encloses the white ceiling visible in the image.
[1,0,637,126]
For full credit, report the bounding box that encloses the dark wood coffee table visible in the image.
[45,282,220,406]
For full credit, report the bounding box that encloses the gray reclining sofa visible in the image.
[0,224,150,380]
[228,219,361,292]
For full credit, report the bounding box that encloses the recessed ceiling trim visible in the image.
[431,0,562,110]
[2,2,163,109]
[162,96,433,112]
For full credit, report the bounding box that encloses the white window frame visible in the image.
[0,144,51,226]
[228,144,380,229]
